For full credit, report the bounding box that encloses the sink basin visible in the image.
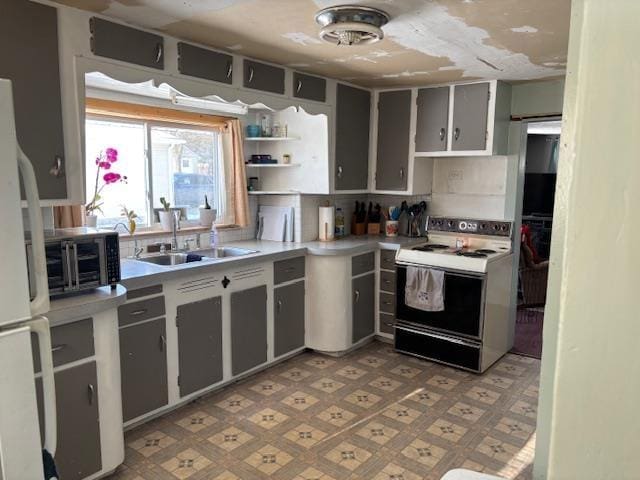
[136,253,208,266]
[192,247,258,258]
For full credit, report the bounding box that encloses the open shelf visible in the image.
[248,190,301,195]
[244,137,300,142]
[245,163,301,168]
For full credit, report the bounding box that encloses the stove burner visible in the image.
[457,251,487,258]
[474,249,496,254]
[412,243,450,252]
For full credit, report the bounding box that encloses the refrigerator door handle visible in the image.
[28,316,57,456]
[17,145,50,316]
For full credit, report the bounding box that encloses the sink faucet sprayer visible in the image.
[171,210,181,251]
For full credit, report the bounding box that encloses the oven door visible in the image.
[69,237,106,290]
[395,264,486,339]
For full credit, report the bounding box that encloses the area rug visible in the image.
[511,308,544,359]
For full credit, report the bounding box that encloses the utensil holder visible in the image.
[367,223,380,235]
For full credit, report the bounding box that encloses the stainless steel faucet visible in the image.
[171,210,181,251]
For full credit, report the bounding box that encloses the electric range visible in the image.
[393,216,516,372]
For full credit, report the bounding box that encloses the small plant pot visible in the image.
[158,211,174,231]
[199,208,217,227]
[84,215,98,228]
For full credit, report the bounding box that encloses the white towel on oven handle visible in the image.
[404,267,445,312]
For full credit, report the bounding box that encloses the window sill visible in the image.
[117,223,243,239]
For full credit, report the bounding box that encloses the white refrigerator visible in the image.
[0,79,58,479]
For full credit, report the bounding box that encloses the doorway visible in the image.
[512,119,561,359]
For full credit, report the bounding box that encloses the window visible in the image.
[85,117,225,229]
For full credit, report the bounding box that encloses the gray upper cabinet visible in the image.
[119,318,168,422]
[293,72,326,102]
[416,87,450,152]
[178,42,233,85]
[375,90,411,191]
[231,285,268,376]
[243,60,285,95]
[335,84,371,191]
[274,281,305,357]
[37,362,102,480]
[352,273,375,343]
[90,17,164,70]
[177,297,223,397]
[0,0,66,199]
[451,82,490,151]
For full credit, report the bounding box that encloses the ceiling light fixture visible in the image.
[315,5,390,46]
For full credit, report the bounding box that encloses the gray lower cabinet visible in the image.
[231,285,268,375]
[416,86,450,152]
[274,281,305,357]
[0,0,66,200]
[352,273,375,343]
[335,83,371,190]
[293,72,326,102]
[37,362,102,480]
[375,90,411,191]
[119,318,168,422]
[177,297,223,397]
[90,17,164,70]
[452,82,490,151]
[243,60,285,95]
[178,42,233,85]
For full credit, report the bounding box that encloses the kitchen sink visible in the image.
[136,252,210,266]
[192,247,258,258]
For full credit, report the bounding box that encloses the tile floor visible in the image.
[110,341,539,480]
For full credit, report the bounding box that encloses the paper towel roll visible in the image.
[318,206,335,241]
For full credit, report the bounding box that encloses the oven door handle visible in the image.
[395,324,479,347]
[72,243,80,289]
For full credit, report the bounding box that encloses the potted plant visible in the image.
[199,195,217,227]
[158,197,174,231]
[85,147,126,227]
[120,205,138,235]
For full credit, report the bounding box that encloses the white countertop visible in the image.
[120,235,425,288]
[47,284,127,326]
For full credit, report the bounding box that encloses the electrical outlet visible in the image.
[448,169,464,181]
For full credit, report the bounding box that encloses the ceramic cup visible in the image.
[385,220,399,237]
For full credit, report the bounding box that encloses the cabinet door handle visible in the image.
[296,79,302,93]
[49,156,63,177]
[454,127,460,141]
[354,290,360,303]
[399,168,405,179]
[284,267,296,273]
[439,127,446,141]
[51,344,66,353]
[337,165,343,179]
[276,299,283,313]
[226,60,233,78]
[155,43,163,63]
[130,308,148,316]
[88,383,95,405]
[159,334,166,352]
[383,279,392,284]
[248,67,254,83]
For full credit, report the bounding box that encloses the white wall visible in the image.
[534,1,640,478]
[429,156,511,220]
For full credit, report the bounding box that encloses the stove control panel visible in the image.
[427,216,512,237]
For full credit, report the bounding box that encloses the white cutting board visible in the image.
[258,206,294,241]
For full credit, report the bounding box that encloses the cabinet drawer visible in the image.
[118,296,165,327]
[178,42,233,85]
[380,249,397,271]
[379,292,396,314]
[90,17,164,69]
[293,72,326,102]
[352,252,375,276]
[126,284,162,301]
[274,256,305,284]
[32,318,94,372]
[380,270,396,292]
[243,59,285,94]
[379,313,395,335]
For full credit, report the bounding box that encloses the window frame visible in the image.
[86,113,227,229]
